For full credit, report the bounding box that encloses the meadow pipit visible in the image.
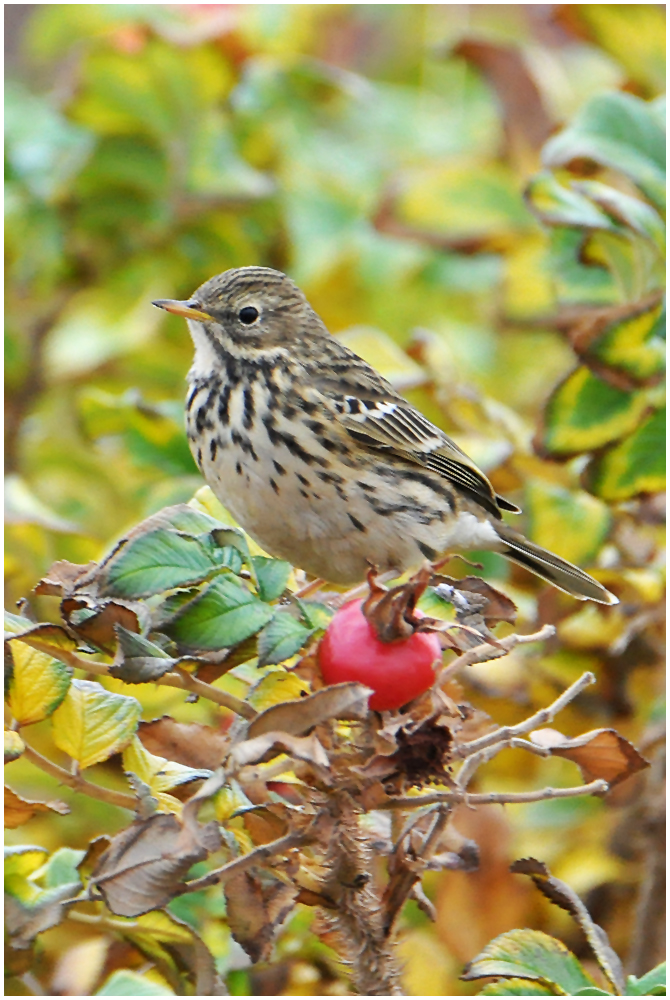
[153,267,617,604]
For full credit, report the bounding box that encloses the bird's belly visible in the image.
[190,408,499,584]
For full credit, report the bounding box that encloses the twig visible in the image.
[437,623,556,684]
[183,828,312,893]
[379,779,608,810]
[293,577,326,599]
[22,743,137,811]
[455,671,596,759]
[456,737,550,790]
[20,636,256,720]
[383,804,451,934]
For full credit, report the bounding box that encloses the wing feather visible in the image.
[313,355,518,520]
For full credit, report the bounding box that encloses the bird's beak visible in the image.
[152,299,212,321]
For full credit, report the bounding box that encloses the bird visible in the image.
[153,266,617,605]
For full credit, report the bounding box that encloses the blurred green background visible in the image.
[5,5,665,996]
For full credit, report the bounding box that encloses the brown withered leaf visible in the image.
[530,728,649,787]
[224,870,298,963]
[454,38,553,155]
[248,682,372,739]
[5,883,79,950]
[229,730,329,770]
[62,597,141,654]
[239,804,290,845]
[195,635,259,684]
[446,576,518,625]
[4,786,70,828]
[90,812,221,917]
[139,717,230,770]
[511,857,625,994]
[33,560,98,597]
[77,836,112,889]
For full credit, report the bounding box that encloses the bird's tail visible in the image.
[495,523,618,605]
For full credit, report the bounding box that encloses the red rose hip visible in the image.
[317,599,441,711]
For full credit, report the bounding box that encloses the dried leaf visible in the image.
[91,811,221,917]
[238,804,290,845]
[5,846,79,949]
[4,785,70,828]
[33,560,98,596]
[138,717,229,770]
[62,597,141,654]
[530,727,649,787]
[229,730,329,770]
[248,682,372,739]
[224,870,298,963]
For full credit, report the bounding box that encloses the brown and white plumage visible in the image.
[153,266,618,605]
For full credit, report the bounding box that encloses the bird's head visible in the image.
[153,266,318,355]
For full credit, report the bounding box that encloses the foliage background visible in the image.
[5,4,665,996]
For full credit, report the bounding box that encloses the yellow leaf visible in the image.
[525,479,611,566]
[52,679,141,769]
[247,669,310,712]
[5,728,25,763]
[213,781,254,823]
[122,736,211,815]
[6,640,71,726]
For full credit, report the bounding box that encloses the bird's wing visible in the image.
[314,367,519,520]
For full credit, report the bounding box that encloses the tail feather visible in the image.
[495,524,618,605]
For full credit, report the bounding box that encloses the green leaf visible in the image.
[549,227,618,305]
[251,556,292,602]
[6,639,72,726]
[626,963,666,997]
[527,171,617,231]
[35,847,85,889]
[478,980,557,996]
[103,529,219,598]
[572,990,612,997]
[96,969,175,996]
[257,613,315,668]
[587,407,665,500]
[542,92,665,210]
[5,82,94,200]
[51,679,141,768]
[4,610,36,634]
[585,300,665,382]
[463,929,597,994]
[572,181,665,254]
[167,577,274,651]
[111,626,178,683]
[295,599,334,630]
[543,367,649,455]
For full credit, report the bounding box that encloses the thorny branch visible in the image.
[19,636,256,719]
[184,826,317,893]
[437,622,556,683]
[454,670,597,758]
[21,742,137,811]
[378,779,609,810]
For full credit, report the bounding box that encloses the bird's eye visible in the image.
[238,306,260,325]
